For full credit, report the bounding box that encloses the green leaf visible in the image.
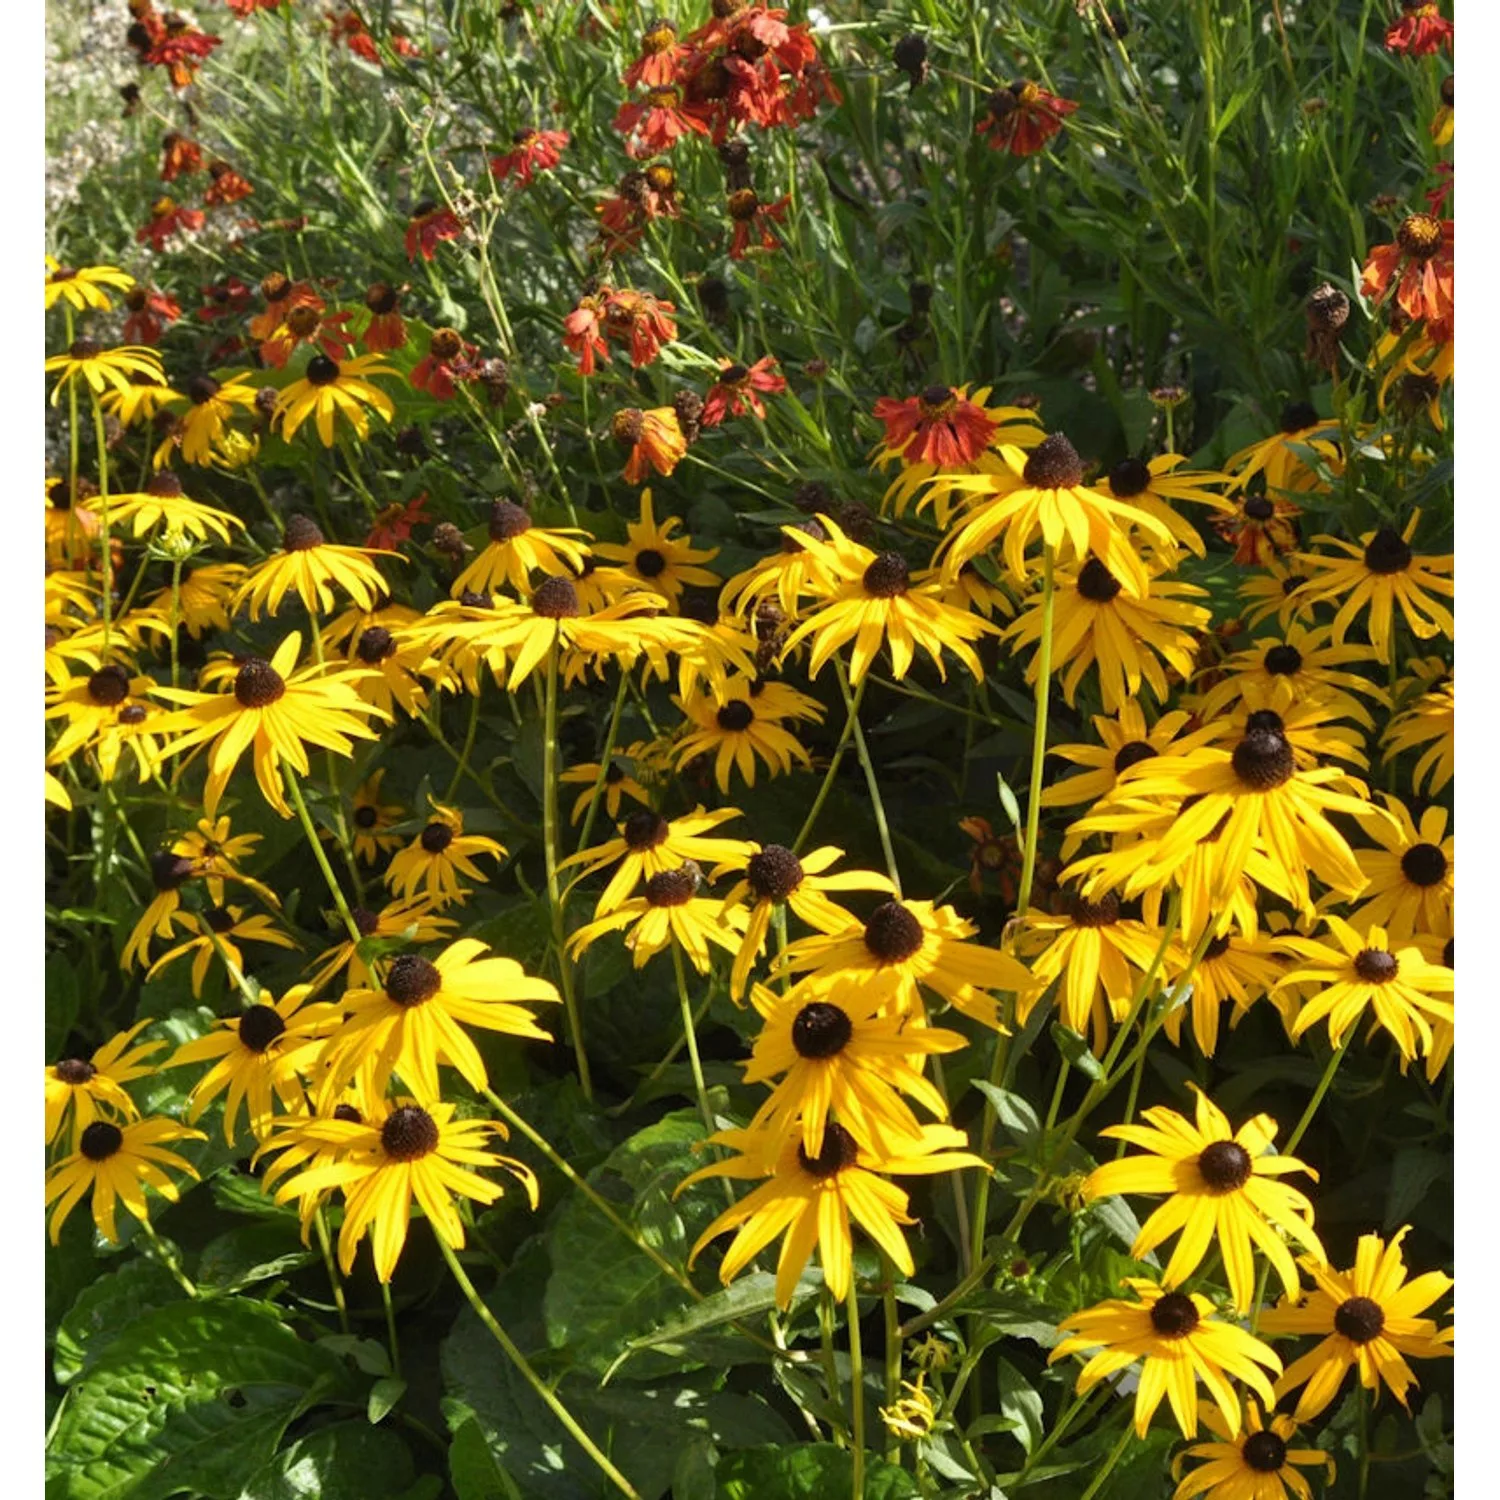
[447,1416,523,1500]
[53,1259,185,1385]
[617,1272,813,1362]
[995,772,1021,831]
[47,1298,355,1500]
[197,1221,318,1293]
[368,1377,406,1425]
[714,1444,919,1499]
[994,1358,1043,1455]
[971,1081,1040,1145]
[671,1435,718,1500]
[1049,1024,1106,1081]
[238,1421,420,1500]
[1384,1147,1450,1232]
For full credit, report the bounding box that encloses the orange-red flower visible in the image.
[1213,493,1303,565]
[227,0,283,13]
[595,163,682,253]
[143,18,221,88]
[613,85,713,158]
[1360,214,1454,329]
[159,132,202,181]
[491,127,570,185]
[121,287,182,346]
[198,276,253,322]
[405,201,464,262]
[136,197,205,251]
[360,283,407,352]
[624,18,688,89]
[612,407,688,484]
[365,494,431,551]
[410,328,478,400]
[976,80,1078,157]
[603,288,678,369]
[727,188,789,259]
[873,384,998,467]
[1385,2,1453,56]
[247,274,319,342]
[260,302,356,370]
[204,160,254,206]
[563,292,610,376]
[702,356,786,427]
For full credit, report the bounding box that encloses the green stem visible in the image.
[284,766,362,944]
[168,557,184,690]
[439,1241,641,1499]
[1014,545,1056,920]
[92,395,114,651]
[139,1217,197,1298]
[881,1255,901,1464]
[835,660,901,896]
[314,1208,351,1335]
[818,1289,848,1446]
[671,945,717,1141]
[847,1282,866,1500]
[1284,1036,1351,1155]
[574,669,631,857]
[1078,1422,1134,1500]
[381,1281,402,1378]
[792,672,866,854]
[443,686,482,804]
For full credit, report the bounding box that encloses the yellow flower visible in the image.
[83,472,243,544]
[1349,795,1452,939]
[305,895,458,992]
[1083,1086,1323,1312]
[450,498,593,598]
[45,1117,205,1245]
[719,518,838,620]
[880,1376,938,1442]
[169,372,262,467]
[1162,925,1286,1055]
[561,741,659,825]
[45,663,163,783]
[1193,623,1385,728]
[350,768,406,863]
[45,1019,165,1149]
[1040,702,1215,812]
[1094,453,1234,561]
[235,513,398,621]
[46,339,165,405]
[671,676,815,791]
[1170,1401,1334,1500]
[145,905,299,998]
[275,352,398,446]
[593,488,720,604]
[566,864,748,973]
[44,256,135,311]
[384,802,506,908]
[1382,661,1452,796]
[1224,403,1344,496]
[146,563,248,638]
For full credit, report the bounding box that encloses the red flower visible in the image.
[872,385,998,467]
[121,287,182,346]
[702,356,785,427]
[1385,2,1452,56]
[248,273,320,341]
[603,288,678,369]
[491,127,570,186]
[624,18,689,89]
[613,85,714,158]
[361,283,408,352]
[365,494,431,551]
[1426,162,1453,214]
[611,407,688,484]
[160,133,203,181]
[260,304,356,369]
[726,188,788,259]
[594,163,681,254]
[405,201,464,261]
[197,276,253,321]
[563,293,611,376]
[144,19,222,88]
[136,197,206,251]
[411,328,479,401]
[1359,213,1454,329]
[227,0,285,14]
[976,80,1078,157]
[204,161,254,205]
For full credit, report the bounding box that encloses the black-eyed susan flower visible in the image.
[773,898,1036,1030]
[593,489,720,604]
[1382,666,1452,795]
[938,433,1174,594]
[45,1020,165,1149]
[45,663,162,783]
[101,372,181,429]
[1224,403,1343,497]
[566,865,748,973]
[1040,703,1215,812]
[562,804,749,916]
[45,1117,205,1245]
[1003,557,1211,712]
[1083,1087,1324,1312]
[174,814,271,907]
[719,518,837,620]
[168,371,262,466]
[350,769,405,863]
[146,562,247,638]
[1276,916,1453,1060]
[1215,494,1306,568]
[561,741,658,825]
[1349,795,1452,939]
[1017,892,1181,1055]
[235,513,397,621]
[84,471,242,545]
[1094,455,1234,561]
[316,939,559,1104]
[450,499,593,599]
[681,1122,986,1309]
[713,842,894,1001]
[1170,1401,1334,1500]
[264,1098,536,1282]
[145,905,299,998]
[152,631,388,818]
[274,352,397,446]
[778,515,994,684]
[671,678,813,791]
[341,622,438,718]
[385,802,506,908]
[1292,516,1453,661]
[44,256,135,311]
[46,339,164,405]
[741,980,965,1156]
[1049,1279,1281,1439]
[1162,925,1286,1055]
[168,986,342,1144]
[1259,1226,1452,1422]
[305,895,458,991]
[1193,623,1384,727]
[1202,691,1370,775]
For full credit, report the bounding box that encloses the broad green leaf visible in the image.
[197,1220,318,1292]
[1050,1024,1106,1081]
[994,1358,1044,1455]
[714,1444,919,1499]
[54,1259,184,1385]
[368,1376,406,1425]
[238,1422,420,1500]
[447,1416,523,1500]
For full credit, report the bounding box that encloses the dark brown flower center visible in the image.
[146,472,184,498]
[864,901,925,962]
[282,513,325,551]
[1068,892,1120,928]
[365,282,400,314]
[1242,1431,1288,1473]
[1279,400,1318,433]
[87,664,132,705]
[351,907,379,936]
[1244,494,1276,521]
[531,576,581,618]
[1263,644,1303,675]
[234,658,286,709]
[1396,213,1443,260]
[55,1058,96,1085]
[354,805,379,829]
[791,1001,853,1059]
[69,338,102,359]
[286,304,321,338]
[622,811,669,852]
[1400,842,1447,886]
[645,867,698,906]
[234,1003,286,1053]
[1353,948,1399,983]
[1108,457,1152,497]
[1197,1140,1253,1193]
[1363,527,1413,574]
[612,408,645,445]
[1113,740,1157,775]
[863,551,910,598]
[1204,933,1232,960]
[716,701,754,731]
[186,373,221,404]
[333,1102,363,1123]
[797,1121,859,1178]
[1231,728,1294,789]
[356,627,396,663]
[420,821,454,853]
[386,954,442,1006]
[430,327,464,361]
[80,1121,124,1161]
[119,704,147,725]
[746,844,804,902]
[381,1104,440,1161]
[1022,433,1084,489]
[151,850,195,890]
[306,355,340,387]
[726,187,760,221]
[1148,1292,1200,1338]
[633,547,667,578]
[488,499,532,542]
[1076,558,1123,603]
[205,905,235,934]
[1334,1295,1385,1343]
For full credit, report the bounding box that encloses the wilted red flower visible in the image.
[1212,493,1303,566]
[227,0,285,14]
[1426,161,1453,214]
[491,128,570,186]
[160,133,203,181]
[726,188,789,259]
[976,80,1078,157]
[144,18,222,88]
[595,164,681,254]
[612,406,688,483]
[122,287,182,346]
[365,493,432,551]
[1360,213,1454,328]
[361,283,408,352]
[136,196,206,251]
[203,161,254,206]
[563,292,610,376]
[247,273,320,341]
[702,356,786,427]
[613,85,713,158]
[624,18,688,89]
[1384,2,1452,56]
[260,303,357,369]
[197,276,253,322]
[873,384,997,466]
[411,327,479,400]
[405,201,464,261]
[603,288,678,369]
